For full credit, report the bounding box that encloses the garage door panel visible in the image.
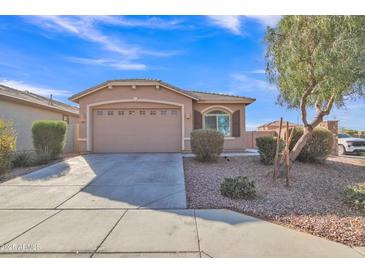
[92,108,181,153]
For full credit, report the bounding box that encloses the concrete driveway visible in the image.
[0,153,186,209]
[0,154,364,257]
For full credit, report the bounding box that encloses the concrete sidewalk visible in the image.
[0,209,363,258]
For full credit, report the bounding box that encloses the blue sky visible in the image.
[0,15,364,130]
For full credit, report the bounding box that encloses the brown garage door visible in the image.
[92,108,181,153]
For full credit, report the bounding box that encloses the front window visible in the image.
[204,110,230,136]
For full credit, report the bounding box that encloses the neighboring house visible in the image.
[0,84,79,153]
[257,120,301,133]
[69,79,255,153]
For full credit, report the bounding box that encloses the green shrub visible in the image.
[290,127,334,163]
[11,151,36,168]
[33,151,53,165]
[344,184,365,213]
[191,129,224,162]
[0,119,16,175]
[256,136,283,165]
[288,127,303,151]
[220,176,256,199]
[32,120,67,159]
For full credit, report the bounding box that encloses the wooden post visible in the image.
[273,117,283,181]
[285,122,290,186]
[286,126,296,185]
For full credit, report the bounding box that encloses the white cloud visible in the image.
[206,15,281,35]
[246,16,282,27]
[232,73,276,92]
[0,79,72,97]
[26,16,182,61]
[206,16,243,35]
[90,16,184,29]
[246,69,266,74]
[68,57,146,70]
[28,16,139,57]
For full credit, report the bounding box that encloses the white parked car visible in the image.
[337,133,365,155]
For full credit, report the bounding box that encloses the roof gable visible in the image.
[69,78,256,105]
[69,79,199,102]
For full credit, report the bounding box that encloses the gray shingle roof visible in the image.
[0,84,79,115]
[69,78,256,104]
[185,90,255,103]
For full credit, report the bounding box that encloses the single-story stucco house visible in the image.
[0,84,79,153]
[69,79,255,153]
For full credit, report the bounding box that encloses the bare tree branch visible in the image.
[300,81,317,127]
[308,94,336,129]
[321,94,336,115]
[315,96,322,113]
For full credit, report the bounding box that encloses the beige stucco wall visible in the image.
[185,103,247,151]
[77,85,193,152]
[242,130,276,149]
[76,85,250,152]
[0,99,78,153]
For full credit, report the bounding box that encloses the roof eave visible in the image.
[196,99,256,105]
[69,80,200,102]
[0,93,79,116]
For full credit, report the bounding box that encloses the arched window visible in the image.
[204,110,231,136]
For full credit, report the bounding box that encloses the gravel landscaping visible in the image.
[184,155,365,246]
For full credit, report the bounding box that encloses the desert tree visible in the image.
[265,16,365,164]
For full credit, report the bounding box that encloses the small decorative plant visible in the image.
[344,184,365,213]
[220,176,256,199]
[11,151,35,168]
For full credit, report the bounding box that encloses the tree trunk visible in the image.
[289,127,313,163]
[275,93,335,179]
[277,127,313,178]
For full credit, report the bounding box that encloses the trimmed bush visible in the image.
[0,119,16,175]
[256,136,283,165]
[11,151,36,168]
[344,184,365,213]
[190,129,224,162]
[33,151,53,165]
[32,120,67,160]
[220,176,256,199]
[290,127,334,163]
